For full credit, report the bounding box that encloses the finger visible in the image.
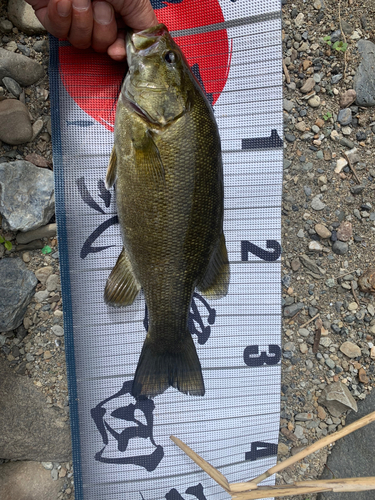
[107,0,158,30]
[92,2,117,53]
[107,31,126,61]
[68,0,93,50]
[33,0,72,39]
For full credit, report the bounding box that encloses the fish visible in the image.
[104,23,229,399]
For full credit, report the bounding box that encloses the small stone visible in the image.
[24,153,49,168]
[285,133,296,143]
[347,302,358,311]
[46,274,59,292]
[332,73,343,84]
[0,99,32,145]
[34,290,49,303]
[315,224,331,238]
[41,462,53,470]
[297,229,305,238]
[278,442,289,456]
[318,381,358,417]
[284,302,304,318]
[330,130,340,141]
[300,343,308,354]
[35,266,53,284]
[22,252,30,263]
[368,304,375,316]
[341,126,352,136]
[332,241,348,255]
[354,40,375,107]
[371,346,375,359]
[311,196,326,211]
[308,95,321,108]
[358,367,369,384]
[335,158,348,173]
[283,99,294,112]
[295,121,306,132]
[337,108,352,125]
[16,223,56,244]
[337,221,352,242]
[313,0,323,8]
[351,185,365,195]
[51,325,64,336]
[2,76,22,98]
[340,89,357,108]
[294,12,304,27]
[325,358,336,369]
[300,78,315,94]
[340,341,361,358]
[291,259,301,271]
[309,241,323,252]
[294,425,304,439]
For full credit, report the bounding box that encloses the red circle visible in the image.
[59,0,230,132]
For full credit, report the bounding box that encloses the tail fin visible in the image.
[131,332,205,398]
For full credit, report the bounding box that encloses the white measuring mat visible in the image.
[49,0,283,498]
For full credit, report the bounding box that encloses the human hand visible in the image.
[26,0,158,60]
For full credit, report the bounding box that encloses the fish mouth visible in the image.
[126,23,168,57]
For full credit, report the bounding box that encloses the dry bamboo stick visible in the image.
[245,410,375,486]
[229,477,375,499]
[170,435,231,492]
[299,313,319,328]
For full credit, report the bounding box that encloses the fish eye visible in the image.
[164,51,177,64]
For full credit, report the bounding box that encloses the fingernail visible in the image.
[72,0,90,12]
[93,2,113,25]
[57,0,71,17]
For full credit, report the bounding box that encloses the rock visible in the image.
[0,19,13,32]
[283,99,294,112]
[300,254,324,275]
[311,195,326,211]
[31,118,44,141]
[318,381,358,417]
[340,341,361,358]
[354,40,375,106]
[278,442,289,456]
[331,73,343,84]
[315,224,331,238]
[7,0,46,35]
[337,221,352,241]
[309,241,323,252]
[0,358,71,461]
[340,89,356,108]
[0,258,37,331]
[337,108,352,125]
[285,133,296,143]
[295,121,306,132]
[16,223,56,244]
[51,325,64,336]
[291,259,301,271]
[284,302,304,318]
[294,12,304,27]
[24,152,49,168]
[33,39,49,53]
[35,266,53,284]
[0,48,44,86]
[0,161,54,232]
[358,368,369,384]
[358,268,375,293]
[34,290,49,303]
[0,461,64,500]
[350,184,365,195]
[308,95,321,108]
[46,274,59,292]
[300,78,315,93]
[317,390,375,500]
[345,147,359,165]
[0,99,32,145]
[297,229,305,238]
[332,241,348,255]
[295,412,314,421]
[2,76,22,98]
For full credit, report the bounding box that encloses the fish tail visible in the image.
[131,332,205,398]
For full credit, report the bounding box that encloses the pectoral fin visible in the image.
[104,247,141,306]
[197,233,230,299]
[133,130,165,183]
[105,146,117,189]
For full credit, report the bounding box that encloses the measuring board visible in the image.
[49,0,283,498]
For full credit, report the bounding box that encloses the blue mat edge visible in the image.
[49,34,84,500]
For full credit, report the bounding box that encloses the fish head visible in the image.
[123,24,192,126]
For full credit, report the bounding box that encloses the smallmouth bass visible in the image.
[105,23,229,398]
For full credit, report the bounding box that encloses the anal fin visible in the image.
[197,233,230,299]
[105,146,117,189]
[104,247,141,306]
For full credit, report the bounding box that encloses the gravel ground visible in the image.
[1,0,375,498]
